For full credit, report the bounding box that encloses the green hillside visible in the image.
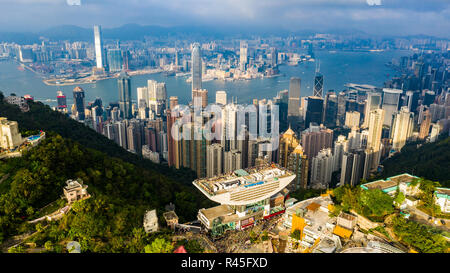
[380,135,450,187]
[0,93,214,252]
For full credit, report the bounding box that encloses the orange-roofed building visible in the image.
[291,214,307,237]
[305,202,320,212]
[332,225,353,239]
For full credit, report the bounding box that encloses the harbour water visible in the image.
[0,50,410,108]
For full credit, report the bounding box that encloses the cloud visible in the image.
[0,0,448,37]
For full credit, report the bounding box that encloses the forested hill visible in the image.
[0,93,214,252]
[381,135,450,187]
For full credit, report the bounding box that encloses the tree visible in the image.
[44,241,53,251]
[8,245,26,253]
[358,189,394,218]
[144,238,174,253]
[393,192,405,208]
[418,179,441,216]
[393,216,449,253]
[290,229,301,241]
[184,240,204,253]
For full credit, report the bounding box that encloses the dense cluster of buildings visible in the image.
[44,29,449,193]
[4,25,449,199]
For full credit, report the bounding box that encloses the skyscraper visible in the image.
[239,41,248,71]
[216,91,227,105]
[118,71,132,119]
[73,86,85,121]
[337,92,347,127]
[323,91,338,128]
[191,43,202,92]
[287,144,309,190]
[344,111,361,128]
[288,77,301,117]
[390,106,414,151]
[362,92,382,128]
[192,89,208,108]
[340,149,366,187]
[107,49,123,72]
[224,150,242,173]
[364,108,385,178]
[301,124,333,161]
[137,87,149,108]
[419,110,432,140]
[304,96,324,128]
[206,144,223,178]
[169,96,179,110]
[56,91,67,113]
[270,47,278,67]
[310,148,334,189]
[278,127,299,168]
[93,25,104,69]
[382,88,402,127]
[313,73,324,98]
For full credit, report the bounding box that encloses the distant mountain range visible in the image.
[0,24,445,44]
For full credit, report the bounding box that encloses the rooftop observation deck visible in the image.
[193,164,295,206]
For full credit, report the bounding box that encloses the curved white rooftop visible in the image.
[193,165,295,206]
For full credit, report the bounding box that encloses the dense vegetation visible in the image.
[332,185,394,222]
[0,133,213,252]
[332,179,450,253]
[392,216,449,253]
[289,188,323,202]
[0,94,214,252]
[381,136,450,187]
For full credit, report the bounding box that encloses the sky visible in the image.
[0,0,449,37]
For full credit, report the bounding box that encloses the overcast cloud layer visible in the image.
[0,0,449,37]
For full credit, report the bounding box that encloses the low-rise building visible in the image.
[143,209,159,233]
[360,173,420,196]
[63,179,89,204]
[163,210,179,229]
[336,212,357,231]
[4,95,30,112]
[435,187,450,214]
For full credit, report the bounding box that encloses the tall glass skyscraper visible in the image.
[93,25,104,69]
[107,49,123,72]
[118,71,132,119]
[73,86,85,121]
[362,92,382,128]
[191,43,202,92]
[288,77,301,117]
[304,96,324,128]
[313,73,324,98]
[382,88,402,127]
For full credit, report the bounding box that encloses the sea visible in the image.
[0,50,411,108]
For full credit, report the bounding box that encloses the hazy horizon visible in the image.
[0,0,449,38]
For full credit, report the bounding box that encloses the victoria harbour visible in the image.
[0,50,409,107]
